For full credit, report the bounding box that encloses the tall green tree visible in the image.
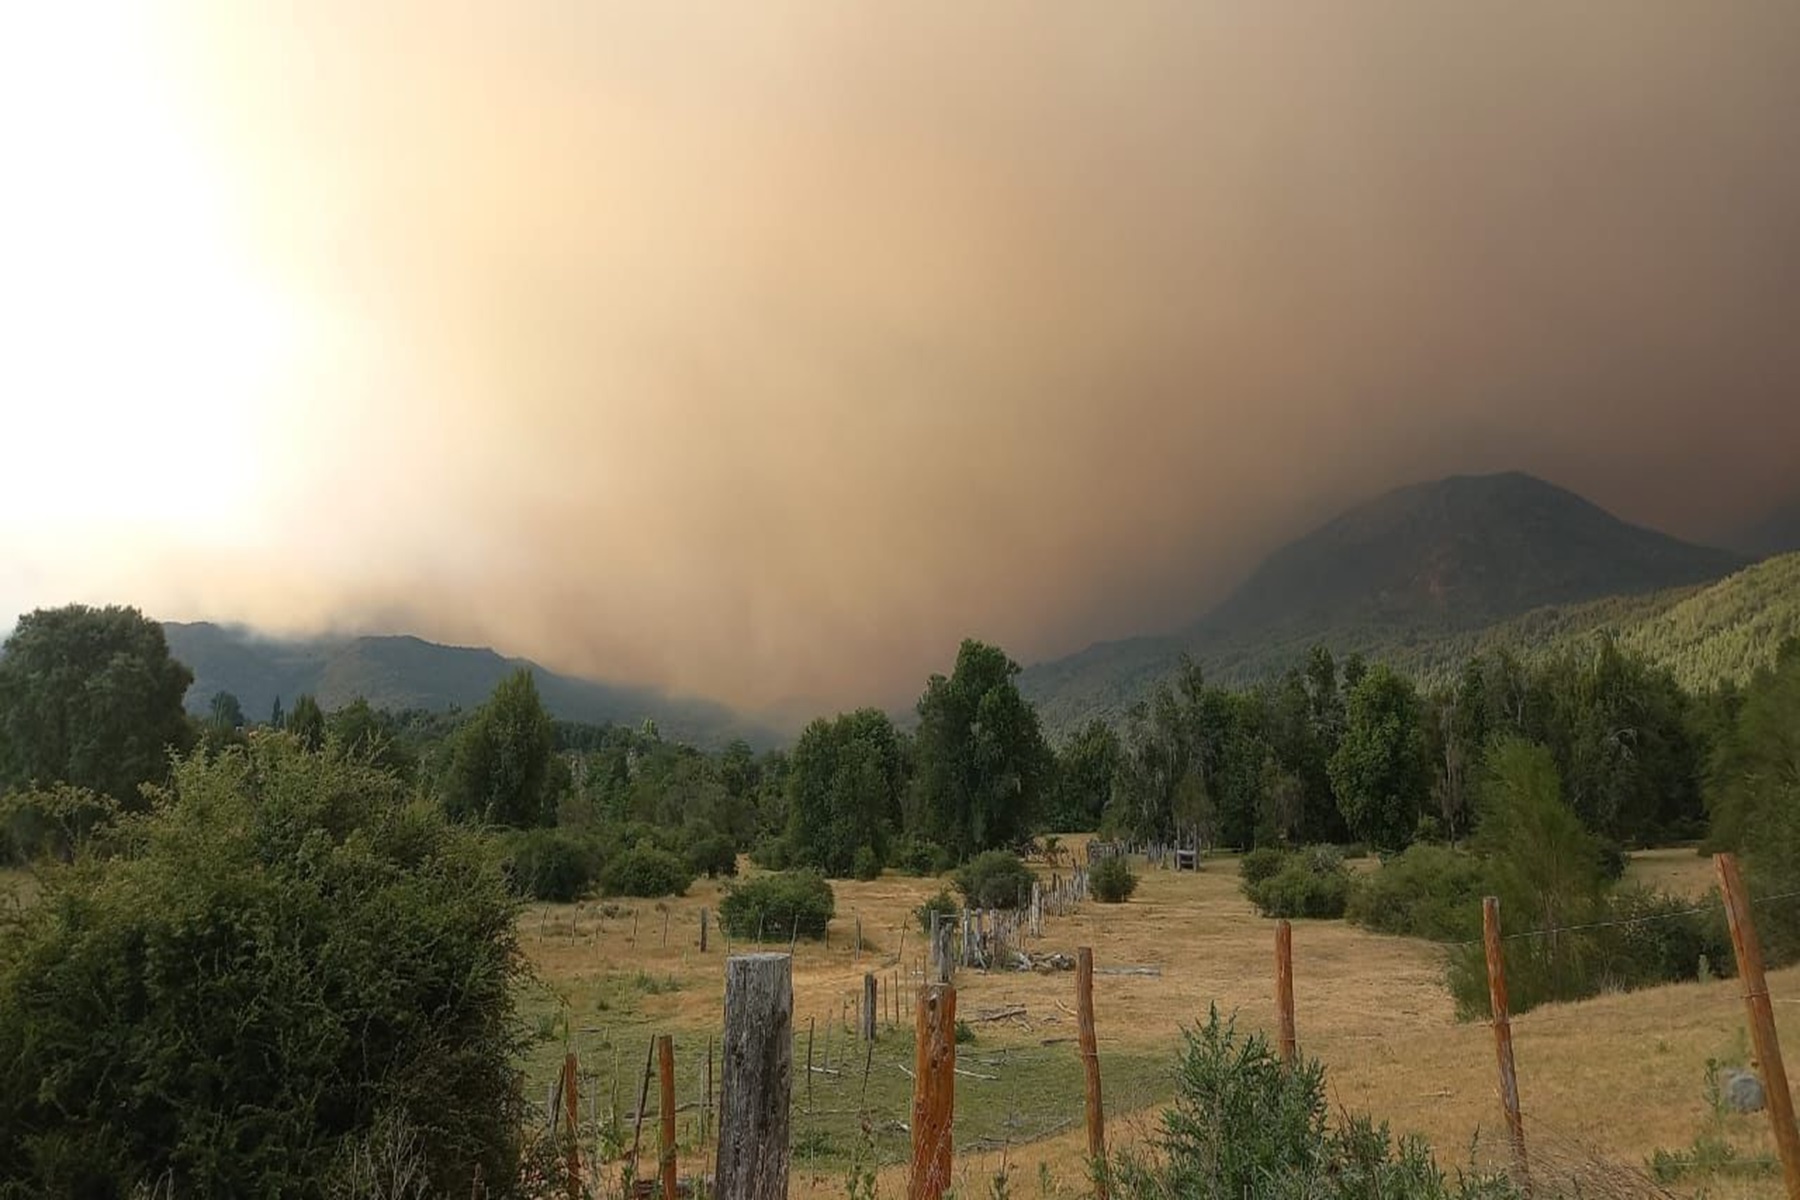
[288,694,326,752]
[444,670,559,827]
[326,697,415,781]
[910,640,1052,859]
[0,605,194,805]
[1708,638,1800,957]
[1048,720,1119,832]
[269,695,286,730]
[784,708,905,876]
[1328,663,1430,850]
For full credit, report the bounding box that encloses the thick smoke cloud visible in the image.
[5,2,1799,710]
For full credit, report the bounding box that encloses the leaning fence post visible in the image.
[630,1034,656,1175]
[1076,947,1108,1200]
[658,1035,678,1200]
[1716,853,1800,1199]
[1275,919,1297,1067]
[715,953,793,1200]
[862,972,878,1041]
[1482,897,1530,1193]
[909,982,957,1200]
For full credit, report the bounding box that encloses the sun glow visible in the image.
[0,4,297,551]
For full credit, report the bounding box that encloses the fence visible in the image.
[527,852,1800,1200]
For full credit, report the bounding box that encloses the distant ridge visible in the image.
[1020,471,1748,734]
[161,622,778,748]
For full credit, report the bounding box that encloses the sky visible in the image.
[2,2,1798,712]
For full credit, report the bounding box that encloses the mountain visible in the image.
[161,622,777,748]
[1020,472,1748,734]
[1719,496,1800,559]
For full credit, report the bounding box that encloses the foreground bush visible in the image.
[1111,1006,1523,1200]
[1243,846,1352,919]
[718,870,835,940]
[1091,854,1140,903]
[600,845,694,897]
[504,827,603,902]
[954,850,1035,909]
[0,743,527,1197]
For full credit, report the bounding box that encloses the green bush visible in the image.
[685,832,739,879]
[504,827,603,902]
[0,783,118,865]
[718,870,836,941]
[0,742,527,1197]
[953,851,1035,910]
[1238,847,1287,887]
[892,835,952,876]
[1110,1006,1524,1200]
[852,844,882,881]
[1091,855,1139,903]
[600,846,694,898]
[748,836,793,871]
[1243,849,1351,919]
[1345,844,1489,941]
[914,887,960,934]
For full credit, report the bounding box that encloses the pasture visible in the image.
[519,846,1799,1199]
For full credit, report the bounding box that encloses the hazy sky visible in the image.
[3,3,1798,710]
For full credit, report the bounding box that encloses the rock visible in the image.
[1719,1067,1765,1114]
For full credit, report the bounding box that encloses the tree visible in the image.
[1048,720,1119,832]
[0,605,194,805]
[288,694,326,752]
[784,708,904,876]
[1709,638,1800,957]
[326,697,415,781]
[269,695,286,730]
[201,689,249,756]
[0,739,527,1195]
[444,670,558,828]
[910,640,1053,859]
[1328,663,1430,850]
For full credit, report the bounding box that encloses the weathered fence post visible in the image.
[1717,853,1800,1199]
[1275,919,1297,1067]
[715,953,793,1200]
[909,982,957,1200]
[805,1016,816,1110]
[663,908,670,948]
[1076,947,1108,1200]
[658,1035,677,1200]
[856,913,863,964]
[700,907,709,953]
[862,972,878,1041]
[563,1051,581,1199]
[1482,897,1530,1193]
[630,1034,656,1174]
[704,1035,715,1147]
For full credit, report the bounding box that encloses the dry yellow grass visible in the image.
[522,853,1800,1199]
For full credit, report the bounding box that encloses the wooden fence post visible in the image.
[630,1034,656,1175]
[658,1035,678,1200]
[1275,919,1297,1067]
[1716,853,1800,1199]
[909,982,957,1200]
[715,953,793,1200]
[563,1051,581,1200]
[1076,947,1108,1200]
[1482,897,1530,1193]
[862,972,878,1041]
[700,907,709,953]
[704,1035,715,1148]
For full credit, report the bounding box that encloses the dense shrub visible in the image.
[748,836,793,871]
[1243,847,1351,919]
[685,832,739,879]
[504,827,603,902]
[953,850,1036,910]
[852,844,882,881]
[1110,1006,1523,1200]
[1345,844,1490,941]
[892,834,952,876]
[914,887,960,934]
[1238,847,1287,887]
[718,871,836,941]
[0,743,527,1197]
[1091,854,1140,903]
[0,783,118,865]
[600,846,694,898]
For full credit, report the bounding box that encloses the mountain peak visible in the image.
[1203,471,1743,630]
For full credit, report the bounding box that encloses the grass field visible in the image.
[521,845,1799,1199]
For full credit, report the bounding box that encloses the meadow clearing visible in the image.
[515,845,1796,1200]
